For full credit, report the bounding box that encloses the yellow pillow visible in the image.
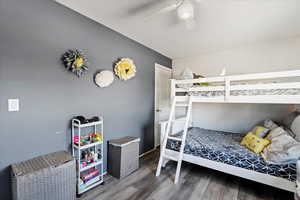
[193,74,210,86]
[241,132,270,154]
[252,126,269,138]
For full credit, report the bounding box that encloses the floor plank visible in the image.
[222,175,240,200]
[187,168,213,200]
[80,149,294,200]
[201,171,230,200]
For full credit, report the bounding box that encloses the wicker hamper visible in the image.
[108,136,140,179]
[11,151,76,200]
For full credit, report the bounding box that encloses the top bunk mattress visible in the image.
[187,87,300,97]
[166,127,296,182]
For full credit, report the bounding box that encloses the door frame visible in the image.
[154,63,172,148]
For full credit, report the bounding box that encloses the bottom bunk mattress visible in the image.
[166,127,296,182]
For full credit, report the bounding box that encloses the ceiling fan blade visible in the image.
[156,3,181,14]
[127,0,168,16]
[145,2,181,20]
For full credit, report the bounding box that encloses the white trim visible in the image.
[155,63,172,72]
[154,64,172,148]
[139,147,158,158]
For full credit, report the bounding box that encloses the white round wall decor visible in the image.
[94,70,114,88]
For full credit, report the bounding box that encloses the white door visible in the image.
[155,63,172,148]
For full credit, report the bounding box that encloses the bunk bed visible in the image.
[156,69,300,193]
[172,70,300,104]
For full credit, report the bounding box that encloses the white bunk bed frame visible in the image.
[157,69,300,193]
[172,69,300,104]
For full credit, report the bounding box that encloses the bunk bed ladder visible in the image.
[156,96,193,184]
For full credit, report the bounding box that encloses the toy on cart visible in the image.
[73,133,103,146]
[79,150,101,168]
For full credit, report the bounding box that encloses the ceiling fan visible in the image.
[146,0,203,29]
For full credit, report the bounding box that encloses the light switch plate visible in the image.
[8,99,19,112]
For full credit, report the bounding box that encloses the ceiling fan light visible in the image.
[177,0,194,20]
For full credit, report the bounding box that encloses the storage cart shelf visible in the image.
[80,160,103,172]
[72,117,104,195]
[73,120,103,128]
[79,177,103,194]
[74,141,103,150]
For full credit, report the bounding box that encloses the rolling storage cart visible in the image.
[72,117,104,195]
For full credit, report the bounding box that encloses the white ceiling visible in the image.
[56,0,300,59]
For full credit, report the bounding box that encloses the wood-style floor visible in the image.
[79,149,294,200]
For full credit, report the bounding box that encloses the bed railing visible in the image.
[171,69,300,104]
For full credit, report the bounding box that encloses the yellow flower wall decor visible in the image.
[114,58,136,81]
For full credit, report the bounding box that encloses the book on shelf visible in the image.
[80,167,100,183]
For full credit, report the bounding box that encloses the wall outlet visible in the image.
[8,99,19,112]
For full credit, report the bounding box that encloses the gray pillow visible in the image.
[291,115,300,142]
[282,111,300,129]
[264,119,278,131]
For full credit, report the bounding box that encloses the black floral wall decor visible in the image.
[61,49,89,77]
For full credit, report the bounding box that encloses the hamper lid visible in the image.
[109,136,140,147]
[11,151,73,177]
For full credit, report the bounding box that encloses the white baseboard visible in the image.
[139,147,158,158]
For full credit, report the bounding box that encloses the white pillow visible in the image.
[262,133,300,164]
[291,115,300,142]
[177,68,194,88]
[265,127,286,140]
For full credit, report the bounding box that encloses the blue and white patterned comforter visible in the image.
[166,127,296,182]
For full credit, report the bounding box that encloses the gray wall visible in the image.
[0,0,171,198]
